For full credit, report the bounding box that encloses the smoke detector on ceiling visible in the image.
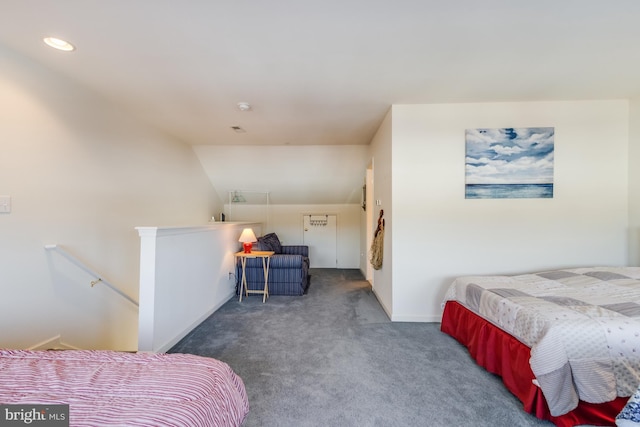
[237,102,252,112]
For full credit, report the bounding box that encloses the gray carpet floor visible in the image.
[170,269,554,427]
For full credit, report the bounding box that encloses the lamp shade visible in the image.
[238,228,257,243]
[238,228,257,253]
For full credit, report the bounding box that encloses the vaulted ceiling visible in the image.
[2,1,640,205]
[2,1,640,148]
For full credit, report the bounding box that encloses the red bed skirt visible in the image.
[441,300,626,427]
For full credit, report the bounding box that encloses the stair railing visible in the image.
[44,244,139,307]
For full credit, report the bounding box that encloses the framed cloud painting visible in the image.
[465,127,554,199]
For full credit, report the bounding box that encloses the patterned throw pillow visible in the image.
[258,233,282,254]
[616,387,640,425]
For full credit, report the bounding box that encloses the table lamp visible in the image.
[238,228,257,253]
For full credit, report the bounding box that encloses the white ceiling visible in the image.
[2,1,640,148]
[3,1,640,206]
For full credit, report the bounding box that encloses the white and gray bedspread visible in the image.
[443,267,640,417]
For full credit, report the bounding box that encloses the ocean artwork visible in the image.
[465,127,554,199]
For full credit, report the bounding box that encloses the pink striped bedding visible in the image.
[0,349,249,426]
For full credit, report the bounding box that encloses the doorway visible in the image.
[303,214,337,268]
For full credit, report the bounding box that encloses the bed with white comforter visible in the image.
[443,267,640,418]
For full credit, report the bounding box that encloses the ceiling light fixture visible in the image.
[237,102,251,112]
[43,37,75,52]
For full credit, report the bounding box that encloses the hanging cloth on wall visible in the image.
[370,209,385,270]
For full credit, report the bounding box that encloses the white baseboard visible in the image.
[390,314,442,323]
[370,289,442,323]
[153,290,236,353]
[371,288,392,320]
[28,335,81,350]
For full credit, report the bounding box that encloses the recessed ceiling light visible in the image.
[43,37,75,52]
[237,102,251,112]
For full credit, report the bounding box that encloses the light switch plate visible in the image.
[0,196,11,213]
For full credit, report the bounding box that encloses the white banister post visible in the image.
[136,227,158,352]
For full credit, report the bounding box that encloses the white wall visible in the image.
[0,45,221,350]
[368,109,393,318]
[390,100,629,321]
[138,223,260,353]
[3,37,635,347]
[629,97,640,266]
[223,203,361,268]
[361,165,374,281]
[193,145,370,205]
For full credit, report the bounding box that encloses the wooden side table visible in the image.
[235,251,274,303]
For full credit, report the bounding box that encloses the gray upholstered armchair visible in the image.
[235,233,310,296]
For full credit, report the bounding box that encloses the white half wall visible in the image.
[389,100,629,322]
[137,223,261,353]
